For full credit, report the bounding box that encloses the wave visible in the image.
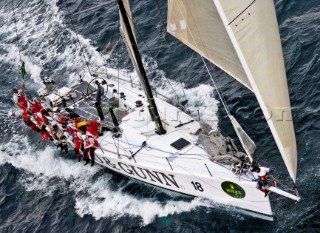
[0,135,213,225]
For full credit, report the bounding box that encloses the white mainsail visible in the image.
[167,0,252,90]
[167,0,297,182]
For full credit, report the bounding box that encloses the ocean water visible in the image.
[0,0,319,232]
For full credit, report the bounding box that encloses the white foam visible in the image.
[0,135,211,225]
[74,176,209,225]
[1,0,220,128]
[0,0,221,224]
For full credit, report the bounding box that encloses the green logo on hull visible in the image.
[221,181,246,199]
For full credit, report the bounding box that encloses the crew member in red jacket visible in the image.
[12,83,28,109]
[72,131,83,162]
[82,134,98,166]
[86,120,101,137]
[252,166,276,197]
[28,96,43,113]
[9,109,39,132]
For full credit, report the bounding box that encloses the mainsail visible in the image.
[167,0,297,182]
[167,0,252,90]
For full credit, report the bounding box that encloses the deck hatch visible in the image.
[170,138,191,150]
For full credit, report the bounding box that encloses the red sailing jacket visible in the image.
[18,95,28,109]
[73,132,82,149]
[21,109,31,122]
[55,114,69,124]
[34,113,48,126]
[85,136,98,148]
[30,101,43,113]
[86,120,100,136]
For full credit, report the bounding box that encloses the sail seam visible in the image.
[178,1,231,117]
[227,0,256,26]
[214,0,297,182]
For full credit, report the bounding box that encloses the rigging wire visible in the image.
[176,1,231,118]
[62,0,93,77]
[154,0,172,48]
[11,0,26,81]
[123,2,182,106]
[200,56,231,117]
[71,2,112,16]
[116,8,120,154]
[11,0,21,61]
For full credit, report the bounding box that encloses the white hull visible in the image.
[57,75,274,220]
[94,148,273,220]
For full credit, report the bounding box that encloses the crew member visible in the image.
[86,119,101,137]
[12,83,28,109]
[38,92,53,111]
[51,124,68,154]
[83,134,98,166]
[27,96,43,113]
[251,166,276,197]
[39,125,51,141]
[9,108,39,132]
[33,111,49,130]
[52,107,70,126]
[72,131,83,162]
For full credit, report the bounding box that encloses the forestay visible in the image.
[167,0,297,182]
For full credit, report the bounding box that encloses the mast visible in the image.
[117,0,166,134]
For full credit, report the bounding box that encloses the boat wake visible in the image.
[0,135,213,225]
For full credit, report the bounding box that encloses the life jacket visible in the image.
[40,129,50,141]
[67,124,79,134]
[20,109,38,131]
[55,114,69,124]
[86,120,100,136]
[258,174,269,180]
[17,94,28,109]
[34,112,48,126]
[21,108,31,122]
[30,101,43,113]
[73,132,83,149]
[85,136,98,148]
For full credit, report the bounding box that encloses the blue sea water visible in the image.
[0,0,319,232]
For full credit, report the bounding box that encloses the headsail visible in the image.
[167,0,297,182]
[230,115,256,162]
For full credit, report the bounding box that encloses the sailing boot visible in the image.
[84,157,90,165]
[264,190,270,197]
[91,158,95,166]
